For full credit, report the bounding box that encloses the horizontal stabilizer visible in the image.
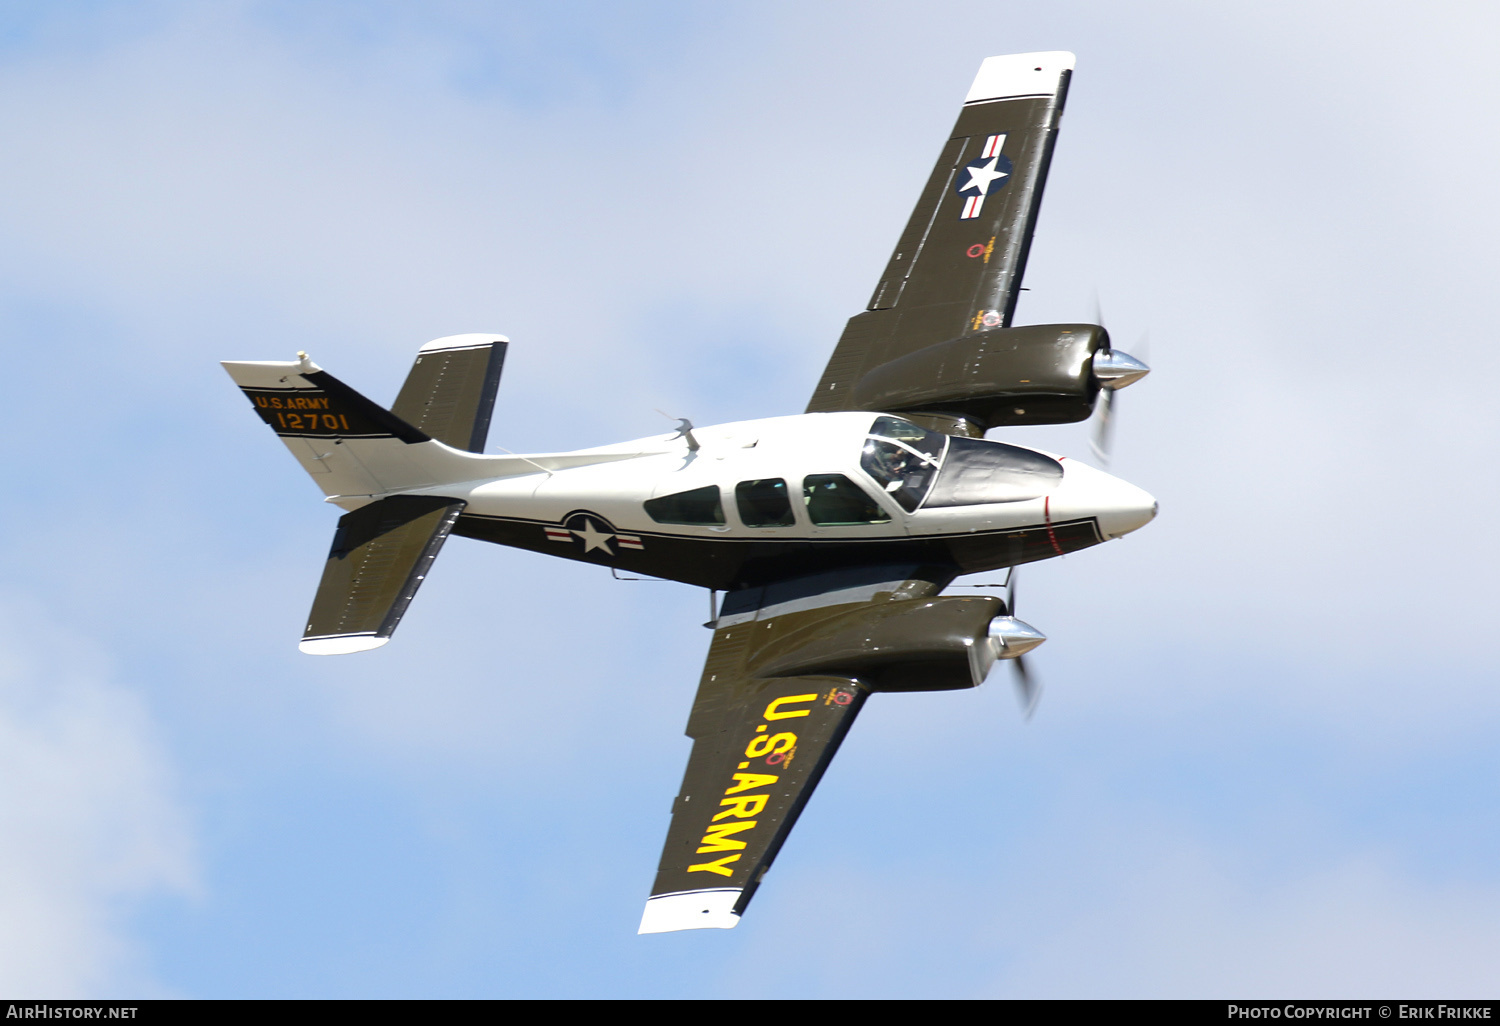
[391,334,508,453]
[301,494,465,655]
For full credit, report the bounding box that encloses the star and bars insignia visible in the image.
[955,134,1012,220]
[544,513,643,556]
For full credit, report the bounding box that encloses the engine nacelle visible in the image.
[850,323,1109,433]
[746,596,1045,692]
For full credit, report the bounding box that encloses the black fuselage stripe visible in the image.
[454,510,1095,544]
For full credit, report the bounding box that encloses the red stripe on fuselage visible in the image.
[1043,496,1064,556]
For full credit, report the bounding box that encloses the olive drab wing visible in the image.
[639,653,868,933]
[641,565,1021,932]
[808,52,1083,433]
[641,53,1096,932]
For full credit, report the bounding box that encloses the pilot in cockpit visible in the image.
[863,437,918,489]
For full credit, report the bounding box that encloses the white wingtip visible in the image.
[966,51,1076,103]
[637,889,743,934]
[299,635,389,656]
[419,333,509,354]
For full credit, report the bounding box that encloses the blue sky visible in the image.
[1,0,1498,998]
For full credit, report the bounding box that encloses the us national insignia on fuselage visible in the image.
[955,133,1013,220]
[543,512,643,556]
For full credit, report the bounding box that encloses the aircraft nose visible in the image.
[1055,461,1157,540]
[1094,476,1157,539]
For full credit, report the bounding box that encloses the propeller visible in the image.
[1087,297,1151,468]
[1091,335,1150,466]
[1090,380,1117,467]
[1005,570,1042,719]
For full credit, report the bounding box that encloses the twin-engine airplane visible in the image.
[224,52,1155,934]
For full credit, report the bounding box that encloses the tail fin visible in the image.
[225,339,654,502]
[390,334,507,453]
[222,344,508,500]
[301,495,465,654]
[226,333,659,654]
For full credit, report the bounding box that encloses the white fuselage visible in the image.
[406,412,1155,551]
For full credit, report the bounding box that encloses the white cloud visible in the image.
[0,600,195,996]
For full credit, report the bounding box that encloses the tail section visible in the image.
[225,334,660,654]
[301,495,465,654]
[222,341,508,501]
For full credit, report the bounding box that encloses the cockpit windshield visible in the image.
[860,416,948,512]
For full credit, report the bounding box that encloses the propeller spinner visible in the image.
[989,570,1044,718]
[1089,326,1151,468]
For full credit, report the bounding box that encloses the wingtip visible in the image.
[637,889,743,934]
[419,333,509,354]
[966,51,1076,103]
[299,635,389,656]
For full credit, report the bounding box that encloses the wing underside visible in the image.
[642,565,980,933]
[808,52,1075,416]
[640,660,868,932]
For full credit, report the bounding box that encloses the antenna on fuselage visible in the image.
[673,419,701,452]
[655,409,700,452]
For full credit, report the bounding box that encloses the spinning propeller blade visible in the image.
[1090,387,1116,467]
[1088,296,1115,466]
[1006,570,1042,718]
[1089,318,1151,468]
[1013,653,1040,719]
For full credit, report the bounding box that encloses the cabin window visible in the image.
[644,485,725,525]
[802,474,892,526]
[735,478,795,527]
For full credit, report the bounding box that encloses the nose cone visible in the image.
[1096,477,1157,539]
[1054,460,1158,540]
